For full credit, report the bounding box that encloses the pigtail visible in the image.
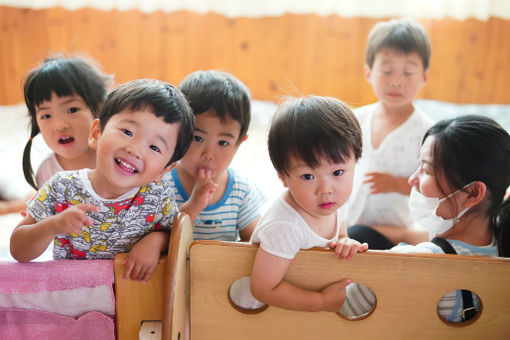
[491,198,510,257]
[22,123,40,190]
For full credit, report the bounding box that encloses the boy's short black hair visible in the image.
[268,96,362,176]
[178,70,251,143]
[365,18,431,70]
[99,79,194,166]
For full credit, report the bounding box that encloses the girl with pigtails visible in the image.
[22,56,111,190]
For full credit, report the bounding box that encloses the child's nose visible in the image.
[54,117,70,131]
[201,145,214,160]
[390,74,404,88]
[126,143,142,158]
[317,181,333,197]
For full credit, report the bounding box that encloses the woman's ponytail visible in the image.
[492,198,510,257]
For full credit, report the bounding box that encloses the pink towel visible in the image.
[0,259,113,294]
[0,259,115,317]
[0,308,115,340]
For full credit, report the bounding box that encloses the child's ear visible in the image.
[423,68,429,83]
[364,64,372,82]
[155,162,176,182]
[88,119,101,150]
[278,172,288,188]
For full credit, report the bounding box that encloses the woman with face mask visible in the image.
[339,115,510,323]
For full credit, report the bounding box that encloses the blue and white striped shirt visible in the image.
[167,168,265,241]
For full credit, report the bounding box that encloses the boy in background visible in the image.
[166,70,265,241]
[345,18,434,248]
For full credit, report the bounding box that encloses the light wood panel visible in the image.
[188,242,510,339]
[1,6,509,105]
[115,253,166,340]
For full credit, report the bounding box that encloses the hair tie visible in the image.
[29,137,33,141]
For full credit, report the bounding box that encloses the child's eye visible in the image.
[40,114,51,120]
[149,145,160,153]
[404,72,414,76]
[121,129,133,137]
[218,140,229,147]
[333,169,344,176]
[301,174,314,181]
[382,70,392,75]
[67,107,79,114]
[193,135,203,142]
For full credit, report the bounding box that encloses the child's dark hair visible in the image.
[22,56,111,189]
[100,79,194,166]
[268,96,362,176]
[366,18,431,70]
[178,70,251,143]
[424,115,510,257]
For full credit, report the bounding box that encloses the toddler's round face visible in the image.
[89,109,178,198]
[36,92,95,163]
[178,109,242,183]
[366,48,427,110]
[280,154,356,220]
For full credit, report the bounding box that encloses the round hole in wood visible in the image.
[338,282,377,320]
[228,276,268,314]
[436,289,482,326]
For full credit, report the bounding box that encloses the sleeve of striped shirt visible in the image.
[237,179,266,230]
[340,283,376,318]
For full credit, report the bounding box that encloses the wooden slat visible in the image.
[114,253,166,340]
[162,213,193,340]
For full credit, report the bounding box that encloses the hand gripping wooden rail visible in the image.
[115,213,510,339]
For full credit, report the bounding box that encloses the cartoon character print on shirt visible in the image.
[27,171,177,260]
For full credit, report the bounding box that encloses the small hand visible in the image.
[363,172,398,194]
[189,168,218,211]
[123,236,162,283]
[320,279,351,312]
[329,237,368,260]
[55,203,97,235]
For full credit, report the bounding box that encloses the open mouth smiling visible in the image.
[115,158,138,174]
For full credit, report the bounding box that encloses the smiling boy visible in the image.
[10,79,194,283]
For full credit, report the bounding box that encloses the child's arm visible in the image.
[123,231,170,283]
[10,204,97,262]
[363,172,411,195]
[371,224,428,245]
[179,168,218,222]
[0,192,34,215]
[239,217,260,242]
[250,248,351,312]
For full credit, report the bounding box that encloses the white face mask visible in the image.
[408,182,474,236]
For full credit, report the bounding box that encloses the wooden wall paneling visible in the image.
[1,6,510,105]
[86,8,121,85]
[0,8,9,103]
[487,18,510,104]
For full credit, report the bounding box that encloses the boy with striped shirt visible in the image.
[165,70,265,241]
